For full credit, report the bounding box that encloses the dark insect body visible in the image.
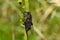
[23,12,33,40]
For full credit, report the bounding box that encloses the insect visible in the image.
[23,12,33,40]
[24,12,33,31]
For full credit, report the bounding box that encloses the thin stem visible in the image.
[2,0,8,18]
[24,0,29,12]
[11,26,15,40]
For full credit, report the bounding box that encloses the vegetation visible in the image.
[0,0,60,40]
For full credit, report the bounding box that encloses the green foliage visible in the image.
[47,16,59,35]
[0,0,60,40]
[0,23,12,40]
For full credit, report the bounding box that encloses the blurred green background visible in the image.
[0,0,60,40]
